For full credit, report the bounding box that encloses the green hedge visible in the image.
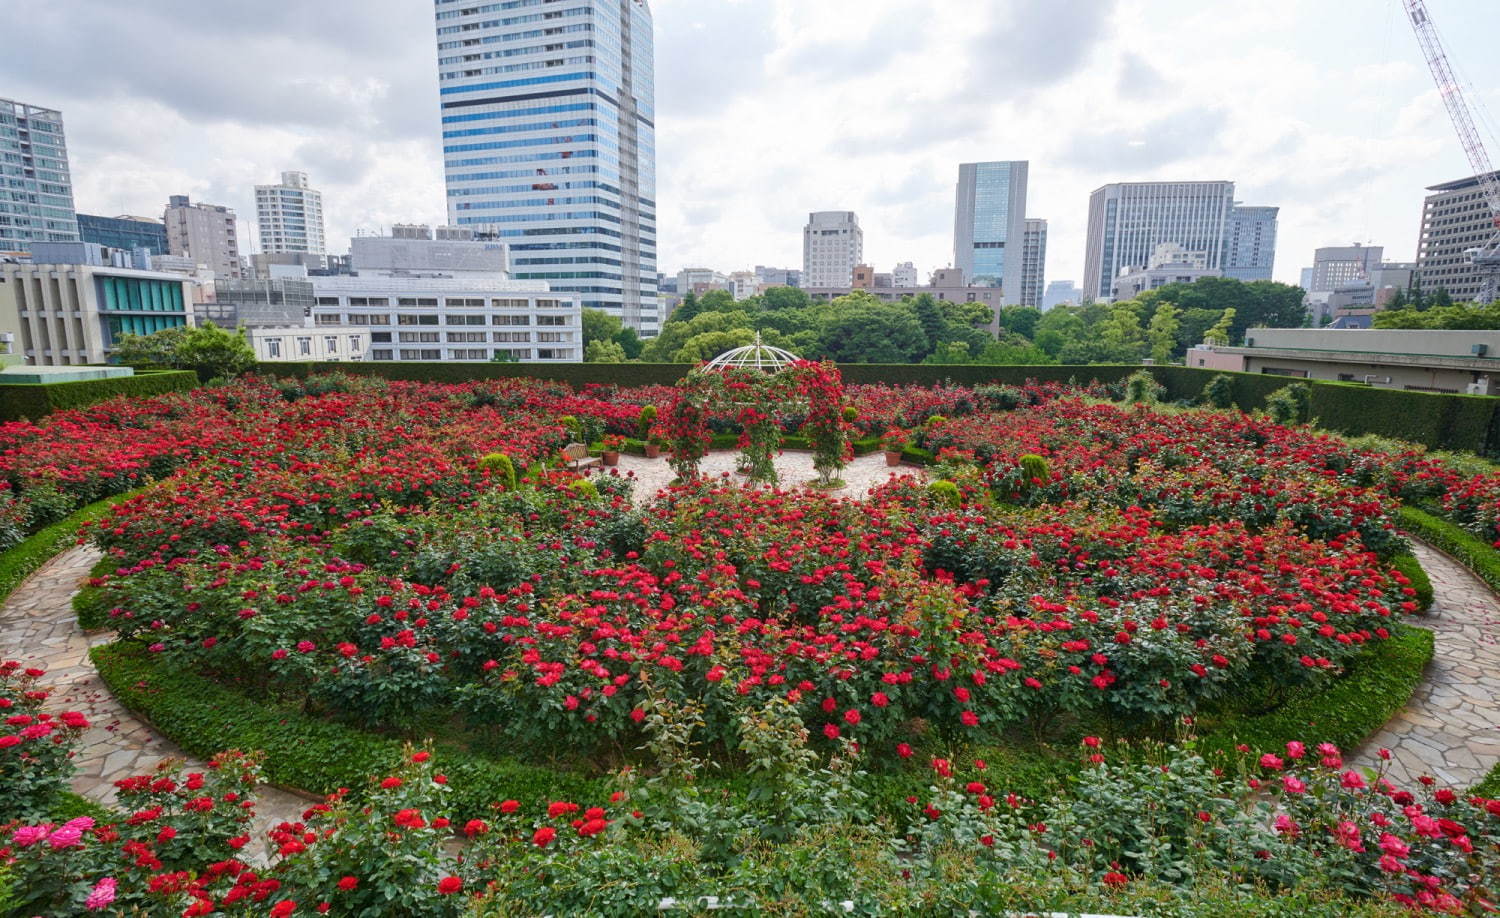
[0,492,141,607]
[1307,383,1497,455]
[257,362,692,388]
[90,643,610,820]
[1390,553,1434,613]
[1399,505,1500,595]
[0,370,199,423]
[1196,625,1434,766]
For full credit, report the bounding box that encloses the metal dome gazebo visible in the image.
[701,333,801,375]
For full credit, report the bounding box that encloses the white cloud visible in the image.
[2,0,1497,291]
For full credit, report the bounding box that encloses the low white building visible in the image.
[248,326,370,363]
[1223,328,1500,395]
[307,275,581,363]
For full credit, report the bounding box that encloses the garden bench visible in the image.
[563,443,602,472]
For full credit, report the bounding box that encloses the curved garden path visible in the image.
[1349,541,1500,787]
[0,546,309,850]
[615,449,921,503]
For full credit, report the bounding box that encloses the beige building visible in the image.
[1221,328,1500,395]
[165,196,242,279]
[0,262,194,365]
[1417,172,1500,303]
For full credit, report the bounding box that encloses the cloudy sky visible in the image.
[4,0,1499,288]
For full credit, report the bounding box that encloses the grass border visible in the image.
[1399,505,1500,596]
[0,490,141,608]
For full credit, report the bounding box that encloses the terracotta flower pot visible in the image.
[885,450,903,467]
[602,451,620,467]
[644,444,661,459]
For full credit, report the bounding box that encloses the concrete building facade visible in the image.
[1019,218,1047,308]
[954,161,1028,291]
[350,227,508,276]
[201,278,316,328]
[0,262,193,365]
[755,265,802,288]
[1043,280,1083,311]
[892,262,920,288]
[1222,327,1500,394]
[305,275,582,363]
[803,212,863,288]
[1417,171,1500,303]
[255,171,326,266]
[1084,182,1277,301]
[0,98,79,256]
[435,0,659,335]
[77,215,168,257]
[165,196,242,279]
[247,326,371,363]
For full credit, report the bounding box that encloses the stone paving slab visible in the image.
[1349,540,1500,789]
[612,449,921,504]
[0,545,309,858]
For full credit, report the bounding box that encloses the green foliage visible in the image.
[1374,300,1500,329]
[1389,552,1433,613]
[0,370,198,423]
[1264,383,1311,425]
[1019,454,1051,485]
[116,324,256,381]
[637,404,658,439]
[1399,504,1500,595]
[1203,374,1237,409]
[89,642,607,818]
[568,478,600,500]
[1204,307,1236,347]
[1197,624,1432,765]
[928,479,962,508]
[0,491,140,607]
[1147,302,1181,364]
[478,452,518,490]
[584,339,627,363]
[1123,369,1164,404]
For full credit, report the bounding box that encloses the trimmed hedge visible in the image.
[1308,383,1498,455]
[1398,505,1500,596]
[90,642,610,820]
[0,370,198,422]
[1390,553,1435,614]
[257,361,691,388]
[1196,625,1434,766]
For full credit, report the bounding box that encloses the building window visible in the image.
[297,337,312,356]
[397,297,439,307]
[399,332,441,343]
[398,314,440,326]
[446,297,486,308]
[399,349,442,360]
[325,336,339,352]
[266,339,282,359]
[371,332,392,343]
[348,336,363,351]
[316,314,342,326]
[371,349,394,361]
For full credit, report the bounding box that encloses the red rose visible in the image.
[437,876,462,895]
[532,826,557,847]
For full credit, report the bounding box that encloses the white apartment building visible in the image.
[248,326,370,363]
[892,262,920,288]
[255,171,326,262]
[803,212,863,288]
[305,275,581,363]
[728,271,759,301]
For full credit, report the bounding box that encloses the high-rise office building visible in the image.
[0,98,79,255]
[255,171,326,262]
[1084,181,1278,301]
[1019,219,1047,308]
[953,161,1029,292]
[1417,172,1500,303]
[803,212,863,288]
[1223,205,1279,281]
[77,215,168,256]
[1309,244,1384,293]
[435,0,659,335]
[164,195,242,279]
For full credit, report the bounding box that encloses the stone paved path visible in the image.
[1349,540,1500,789]
[613,449,922,503]
[0,546,308,855]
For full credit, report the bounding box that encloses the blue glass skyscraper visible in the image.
[435,0,658,334]
[954,161,1029,293]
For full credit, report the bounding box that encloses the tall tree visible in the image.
[910,294,945,356]
[1147,302,1181,364]
[1205,308,1236,346]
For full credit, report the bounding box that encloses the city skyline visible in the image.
[1,0,1498,292]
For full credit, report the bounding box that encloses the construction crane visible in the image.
[1405,0,1500,304]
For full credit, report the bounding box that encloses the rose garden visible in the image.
[1,364,1498,915]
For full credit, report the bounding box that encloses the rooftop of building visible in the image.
[1426,170,1500,193]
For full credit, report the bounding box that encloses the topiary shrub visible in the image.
[927,480,961,508]
[842,405,859,424]
[478,453,518,491]
[568,478,600,501]
[637,404,658,440]
[1018,454,1050,486]
[1203,374,1237,410]
[1265,384,1311,426]
[1123,370,1164,405]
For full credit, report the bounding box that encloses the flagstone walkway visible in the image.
[0,546,309,854]
[1348,540,1500,788]
[613,449,922,503]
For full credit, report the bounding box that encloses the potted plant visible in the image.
[880,428,909,467]
[600,434,625,467]
[643,424,664,459]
